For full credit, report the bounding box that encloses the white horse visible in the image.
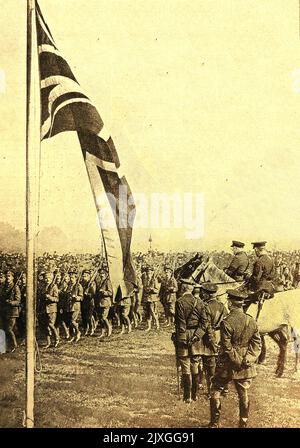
[188,258,300,377]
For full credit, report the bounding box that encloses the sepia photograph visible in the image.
[0,0,300,431]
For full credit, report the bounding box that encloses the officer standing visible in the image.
[175,278,208,403]
[248,241,275,297]
[81,269,96,336]
[200,283,228,397]
[209,289,261,428]
[224,241,249,281]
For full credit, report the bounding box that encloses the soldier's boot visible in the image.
[239,401,250,428]
[45,336,51,349]
[198,368,204,390]
[155,315,160,330]
[75,330,81,342]
[105,319,112,337]
[191,374,199,401]
[54,337,60,348]
[145,319,152,332]
[127,321,132,334]
[63,323,70,339]
[182,374,192,403]
[208,398,221,428]
[120,324,125,335]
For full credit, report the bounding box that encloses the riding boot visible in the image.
[191,374,199,401]
[127,321,132,334]
[182,374,192,403]
[75,330,81,342]
[155,315,160,330]
[120,324,125,335]
[209,397,221,428]
[104,319,112,337]
[145,319,151,332]
[239,401,250,428]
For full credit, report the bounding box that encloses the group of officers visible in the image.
[0,240,277,428]
[173,240,277,428]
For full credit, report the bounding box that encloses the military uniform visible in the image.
[209,289,262,428]
[200,283,228,396]
[39,280,60,347]
[175,280,208,402]
[248,242,275,296]
[224,241,249,281]
[159,267,178,325]
[3,278,21,350]
[117,281,135,334]
[141,267,160,331]
[95,273,113,337]
[81,274,96,336]
[65,280,83,342]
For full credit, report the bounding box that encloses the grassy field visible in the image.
[0,324,300,428]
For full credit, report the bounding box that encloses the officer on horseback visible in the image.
[248,241,275,297]
[224,241,249,281]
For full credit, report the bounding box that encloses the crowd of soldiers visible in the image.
[0,242,299,427]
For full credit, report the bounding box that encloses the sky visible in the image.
[1,0,300,252]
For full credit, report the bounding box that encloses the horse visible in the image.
[176,255,300,377]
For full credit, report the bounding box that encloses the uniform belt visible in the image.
[186,326,198,330]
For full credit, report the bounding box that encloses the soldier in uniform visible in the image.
[141,265,161,331]
[3,270,21,352]
[95,267,113,338]
[209,289,262,428]
[200,283,228,397]
[159,266,178,326]
[55,270,70,340]
[81,269,96,336]
[224,241,249,281]
[39,271,60,348]
[247,241,275,297]
[175,278,208,403]
[117,281,135,334]
[65,270,83,343]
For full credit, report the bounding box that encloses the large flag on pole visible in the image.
[35,1,136,292]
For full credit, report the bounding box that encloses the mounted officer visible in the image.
[174,278,208,403]
[247,241,275,298]
[209,289,261,428]
[224,241,249,281]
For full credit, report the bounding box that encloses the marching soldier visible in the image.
[209,289,262,428]
[200,283,228,397]
[39,271,60,348]
[65,270,83,343]
[55,270,70,339]
[175,278,208,403]
[159,265,178,326]
[248,241,275,297]
[117,281,134,334]
[81,269,96,336]
[141,265,160,331]
[3,271,21,352]
[224,241,249,281]
[95,267,113,338]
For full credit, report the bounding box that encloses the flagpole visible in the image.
[26,0,39,429]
